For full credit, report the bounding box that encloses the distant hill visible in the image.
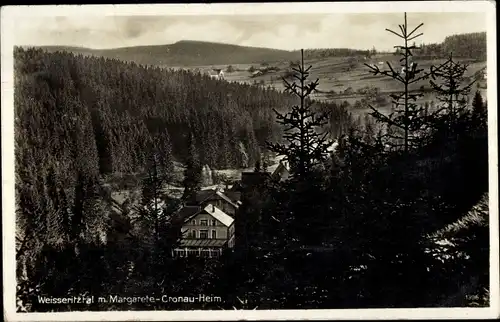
[32,31,487,68]
[37,40,298,67]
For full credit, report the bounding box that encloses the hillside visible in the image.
[38,40,298,67]
[201,54,486,119]
[34,31,486,69]
[14,47,352,175]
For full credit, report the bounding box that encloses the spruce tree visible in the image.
[134,134,173,245]
[266,49,333,179]
[254,159,262,173]
[156,128,175,182]
[471,90,487,131]
[364,12,447,153]
[428,53,475,129]
[182,133,202,200]
[261,151,270,172]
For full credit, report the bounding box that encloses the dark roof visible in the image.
[228,181,242,192]
[271,163,290,180]
[194,189,239,208]
[195,190,217,202]
[179,239,228,247]
[225,191,241,202]
[174,206,201,223]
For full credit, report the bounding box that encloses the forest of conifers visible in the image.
[305,32,487,60]
[14,47,351,172]
[14,24,490,311]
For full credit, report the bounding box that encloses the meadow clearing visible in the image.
[173,54,487,117]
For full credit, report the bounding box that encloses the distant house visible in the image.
[172,204,235,258]
[400,62,415,75]
[209,69,225,80]
[251,70,263,77]
[271,160,290,182]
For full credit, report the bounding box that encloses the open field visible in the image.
[174,54,487,117]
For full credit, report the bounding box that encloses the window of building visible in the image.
[210,249,220,258]
[189,230,196,238]
[191,219,196,225]
[199,230,208,239]
[211,230,217,239]
[211,219,217,226]
[175,249,185,258]
[200,219,208,226]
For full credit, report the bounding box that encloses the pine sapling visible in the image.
[428,53,475,130]
[267,49,333,179]
[364,12,447,154]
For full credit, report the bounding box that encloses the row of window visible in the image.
[191,219,217,226]
[189,229,217,239]
[173,248,222,258]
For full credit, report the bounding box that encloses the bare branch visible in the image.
[408,33,424,42]
[386,28,404,38]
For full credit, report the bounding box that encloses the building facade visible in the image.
[172,204,235,258]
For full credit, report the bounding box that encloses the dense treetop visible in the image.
[417,32,487,60]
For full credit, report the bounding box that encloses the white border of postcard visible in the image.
[2,1,499,321]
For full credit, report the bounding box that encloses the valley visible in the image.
[14,19,490,311]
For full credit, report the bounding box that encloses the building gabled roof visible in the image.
[195,190,216,203]
[203,205,234,227]
[175,205,202,223]
[224,191,241,203]
[272,162,290,179]
[195,189,239,209]
[214,191,239,208]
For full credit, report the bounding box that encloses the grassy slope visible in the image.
[211,54,486,116]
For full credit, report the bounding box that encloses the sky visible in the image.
[13,12,487,52]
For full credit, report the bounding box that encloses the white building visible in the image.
[172,204,235,258]
[209,69,225,80]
